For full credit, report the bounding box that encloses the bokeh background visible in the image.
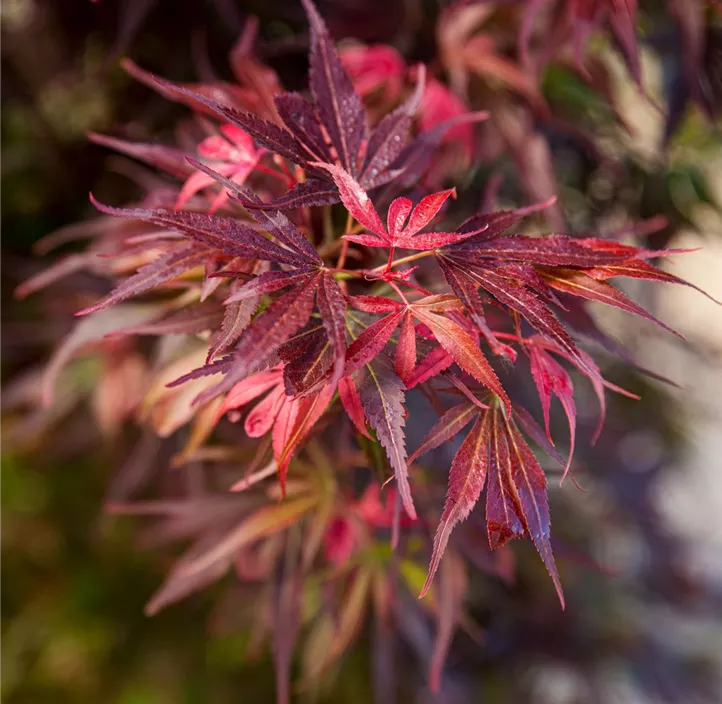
[3,1,722,702]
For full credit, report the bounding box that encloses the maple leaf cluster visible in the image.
[15,0,714,697]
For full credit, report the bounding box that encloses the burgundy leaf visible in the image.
[357,354,416,519]
[529,345,576,479]
[280,324,334,397]
[486,411,525,550]
[394,311,417,385]
[455,197,557,239]
[406,346,454,388]
[316,271,347,385]
[247,179,339,210]
[411,307,511,411]
[90,196,307,266]
[441,257,588,373]
[350,295,403,314]
[275,91,333,163]
[302,0,366,173]
[542,269,684,337]
[185,159,322,264]
[409,402,479,464]
[201,274,322,399]
[512,404,567,470]
[76,243,210,316]
[339,375,371,438]
[420,411,491,598]
[224,269,318,304]
[344,309,405,375]
[503,415,564,607]
[359,65,426,184]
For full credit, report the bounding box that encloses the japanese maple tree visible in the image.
[14,0,716,699]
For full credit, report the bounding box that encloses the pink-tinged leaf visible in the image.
[274,383,335,491]
[394,311,417,385]
[200,259,225,302]
[344,309,405,375]
[542,269,684,338]
[399,230,481,251]
[406,346,454,388]
[275,91,333,162]
[302,0,366,173]
[503,416,564,608]
[76,243,210,316]
[387,197,413,238]
[44,304,157,406]
[111,302,223,336]
[341,42,406,102]
[342,234,389,248]
[359,64,426,184]
[410,293,465,313]
[207,297,259,362]
[229,461,278,493]
[312,163,386,237]
[409,403,478,464]
[518,0,552,69]
[301,566,373,685]
[87,132,193,179]
[339,375,371,438]
[149,73,313,166]
[350,295,403,314]
[271,535,303,704]
[175,495,319,580]
[90,195,307,266]
[177,165,249,213]
[219,370,283,417]
[243,384,285,438]
[15,253,93,299]
[529,345,576,480]
[357,354,416,519]
[411,307,511,411]
[316,271,347,385]
[403,189,456,238]
[420,411,491,598]
[429,552,466,693]
[224,269,317,304]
